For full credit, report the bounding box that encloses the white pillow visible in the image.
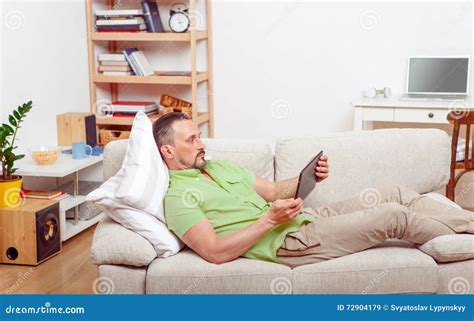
[87,111,183,257]
[423,192,463,210]
[418,234,474,263]
[115,111,169,222]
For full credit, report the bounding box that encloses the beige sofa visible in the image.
[91,128,474,294]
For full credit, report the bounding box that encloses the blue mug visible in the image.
[72,142,93,160]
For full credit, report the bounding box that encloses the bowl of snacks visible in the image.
[30,146,61,165]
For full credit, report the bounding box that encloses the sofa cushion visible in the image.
[146,249,292,294]
[418,235,474,263]
[103,139,128,181]
[437,260,474,294]
[91,216,157,267]
[292,246,438,294]
[98,265,147,294]
[275,128,450,208]
[202,138,274,181]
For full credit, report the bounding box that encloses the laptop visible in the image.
[400,56,470,101]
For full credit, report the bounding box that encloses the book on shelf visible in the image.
[100,61,130,66]
[130,51,154,76]
[96,24,147,31]
[123,47,154,76]
[96,18,145,26]
[102,71,133,76]
[155,71,192,76]
[111,110,159,118]
[123,47,140,75]
[98,65,132,72]
[23,189,68,200]
[98,53,126,61]
[109,101,158,113]
[95,9,144,17]
[141,1,164,32]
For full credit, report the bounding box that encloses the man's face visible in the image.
[167,120,206,170]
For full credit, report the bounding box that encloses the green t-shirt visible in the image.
[164,160,314,263]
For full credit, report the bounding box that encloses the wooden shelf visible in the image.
[96,112,210,126]
[93,72,208,85]
[64,213,105,241]
[85,0,214,137]
[90,31,208,42]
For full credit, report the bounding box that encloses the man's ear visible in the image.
[160,145,174,160]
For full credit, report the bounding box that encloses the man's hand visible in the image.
[264,198,303,225]
[315,154,329,182]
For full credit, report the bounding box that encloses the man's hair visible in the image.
[152,112,190,154]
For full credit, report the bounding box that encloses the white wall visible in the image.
[1,0,90,153]
[212,1,472,140]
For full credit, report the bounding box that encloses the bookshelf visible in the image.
[85,0,214,144]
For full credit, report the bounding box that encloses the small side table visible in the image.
[15,153,104,241]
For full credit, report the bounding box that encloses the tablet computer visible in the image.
[294,151,323,200]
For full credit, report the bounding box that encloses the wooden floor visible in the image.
[0,225,98,294]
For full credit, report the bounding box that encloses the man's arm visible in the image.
[182,198,303,264]
[253,155,330,202]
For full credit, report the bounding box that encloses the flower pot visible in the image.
[0,176,23,208]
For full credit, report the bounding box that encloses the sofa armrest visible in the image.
[91,216,157,267]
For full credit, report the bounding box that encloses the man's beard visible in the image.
[179,152,206,169]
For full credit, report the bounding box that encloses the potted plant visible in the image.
[0,101,33,207]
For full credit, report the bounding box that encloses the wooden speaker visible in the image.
[0,199,61,265]
[57,112,97,147]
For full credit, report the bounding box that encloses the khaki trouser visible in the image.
[277,184,474,268]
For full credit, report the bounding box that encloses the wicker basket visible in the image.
[99,128,131,146]
[160,94,192,118]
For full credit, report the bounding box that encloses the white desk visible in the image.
[16,154,104,241]
[351,95,473,130]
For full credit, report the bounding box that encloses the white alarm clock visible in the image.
[169,3,190,33]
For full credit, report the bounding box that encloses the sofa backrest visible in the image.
[275,128,451,209]
[103,138,274,181]
[202,138,274,181]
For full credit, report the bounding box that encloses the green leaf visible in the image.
[2,124,13,134]
[14,154,24,160]
[13,110,21,121]
[8,115,17,127]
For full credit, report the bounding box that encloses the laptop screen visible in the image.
[407,57,470,95]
